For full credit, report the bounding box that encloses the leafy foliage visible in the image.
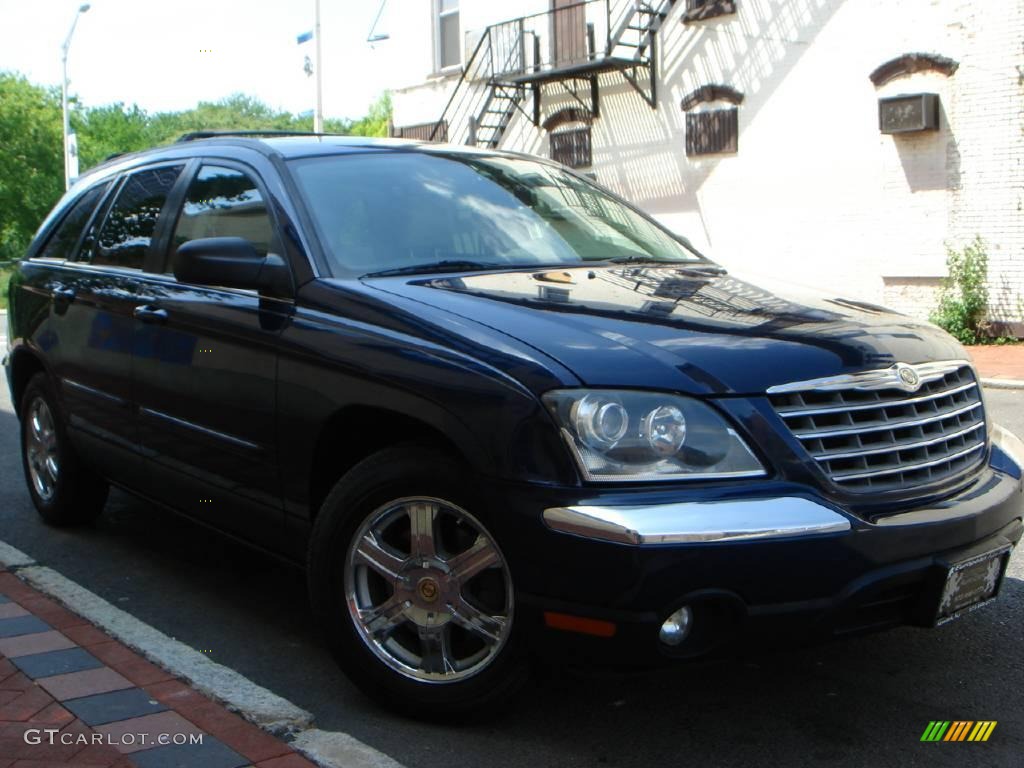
[930,237,991,345]
[0,70,392,263]
[0,74,64,262]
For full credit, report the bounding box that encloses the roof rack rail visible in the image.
[176,130,342,143]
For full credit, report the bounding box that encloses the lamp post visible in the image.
[61,3,91,191]
[313,0,323,133]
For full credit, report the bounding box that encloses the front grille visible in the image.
[768,363,987,493]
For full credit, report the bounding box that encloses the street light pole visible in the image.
[61,3,90,191]
[314,0,323,133]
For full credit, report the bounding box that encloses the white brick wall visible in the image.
[386,0,1024,326]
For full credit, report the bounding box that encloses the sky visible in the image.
[0,0,401,120]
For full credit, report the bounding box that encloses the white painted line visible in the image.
[0,547,407,768]
[0,540,36,568]
[292,730,406,768]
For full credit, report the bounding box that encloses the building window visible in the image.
[685,108,738,156]
[435,0,460,71]
[683,0,737,23]
[551,126,592,169]
[681,84,743,157]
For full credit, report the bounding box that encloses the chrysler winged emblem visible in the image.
[896,363,921,391]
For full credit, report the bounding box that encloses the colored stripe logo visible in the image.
[921,721,997,742]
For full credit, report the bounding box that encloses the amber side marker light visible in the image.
[543,611,617,637]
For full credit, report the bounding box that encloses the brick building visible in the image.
[381,0,1024,333]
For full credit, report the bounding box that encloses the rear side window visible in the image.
[36,182,109,261]
[86,165,183,269]
[169,165,274,271]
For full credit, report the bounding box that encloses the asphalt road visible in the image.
[0,379,1021,768]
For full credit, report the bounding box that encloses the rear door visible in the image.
[49,165,185,473]
[132,161,290,548]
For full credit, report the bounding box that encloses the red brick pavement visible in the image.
[967,344,1024,381]
[0,565,317,768]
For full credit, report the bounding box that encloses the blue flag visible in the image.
[296,30,313,45]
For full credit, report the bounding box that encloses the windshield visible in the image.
[287,151,706,276]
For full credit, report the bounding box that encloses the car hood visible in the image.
[364,265,967,395]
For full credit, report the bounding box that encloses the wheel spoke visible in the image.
[44,457,59,484]
[418,624,456,675]
[353,533,405,581]
[358,595,407,639]
[448,597,507,646]
[446,534,500,583]
[30,412,44,444]
[407,501,438,559]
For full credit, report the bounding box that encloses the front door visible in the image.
[132,162,289,548]
[552,0,587,66]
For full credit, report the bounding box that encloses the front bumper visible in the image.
[493,428,1024,664]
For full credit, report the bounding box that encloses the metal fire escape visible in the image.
[428,0,678,148]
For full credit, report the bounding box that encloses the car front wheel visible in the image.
[308,445,525,718]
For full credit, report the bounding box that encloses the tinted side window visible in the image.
[36,182,109,260]
[88,166,183,269]
[170,165,274,271]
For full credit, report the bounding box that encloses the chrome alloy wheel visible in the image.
[345,497,513,683]
[25,397,60,502]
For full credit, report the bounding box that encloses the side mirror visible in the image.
[173,237,291,297]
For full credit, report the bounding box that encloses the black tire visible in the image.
[308,444,527,719]
[19,372,108,526]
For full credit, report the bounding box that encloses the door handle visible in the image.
[133,304,169,323]
[52,287,76,315]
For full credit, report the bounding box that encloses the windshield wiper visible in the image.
[362,260,503,278]
[602,255,726,273]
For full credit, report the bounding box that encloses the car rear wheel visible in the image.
[308,444,526,718]
[20,373,108,526]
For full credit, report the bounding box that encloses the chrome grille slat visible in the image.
[790,401,983,440]
[828,442,985,482]
[813,422,985,461]
[775,381,978,418]
[769,362,987,493]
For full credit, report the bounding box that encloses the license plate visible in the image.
[935,544,1012,626]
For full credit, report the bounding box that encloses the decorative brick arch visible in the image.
[680,84,744,112]
[869,53,959,87]
[542,108,592,132]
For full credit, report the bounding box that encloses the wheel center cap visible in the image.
[417,577,440,603]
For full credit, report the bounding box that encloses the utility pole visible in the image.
[314,0,323,133]
[62,4,91,190]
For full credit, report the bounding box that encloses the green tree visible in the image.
[0,73,64,262]
[348,92,392,137]
[74,102,152,168]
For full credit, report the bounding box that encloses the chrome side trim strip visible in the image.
[139,407,261,451]
[791,401,982,440]
[767,360,971,395]
[542,497,851,545]
[62,378,127,407]
[775,381,978,418]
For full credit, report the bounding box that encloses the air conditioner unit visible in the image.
[878,93,940,134]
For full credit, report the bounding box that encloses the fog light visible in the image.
[659,606,692,646]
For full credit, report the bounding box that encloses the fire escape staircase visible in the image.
[429,0,677,149]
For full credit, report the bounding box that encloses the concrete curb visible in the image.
[981,377,1024,390]
[0,540,407,768]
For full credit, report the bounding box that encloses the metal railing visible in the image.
[430,0,672,146]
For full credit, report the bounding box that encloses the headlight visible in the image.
[543,389,766,482]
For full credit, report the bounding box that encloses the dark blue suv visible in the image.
[4,134,1023,717]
